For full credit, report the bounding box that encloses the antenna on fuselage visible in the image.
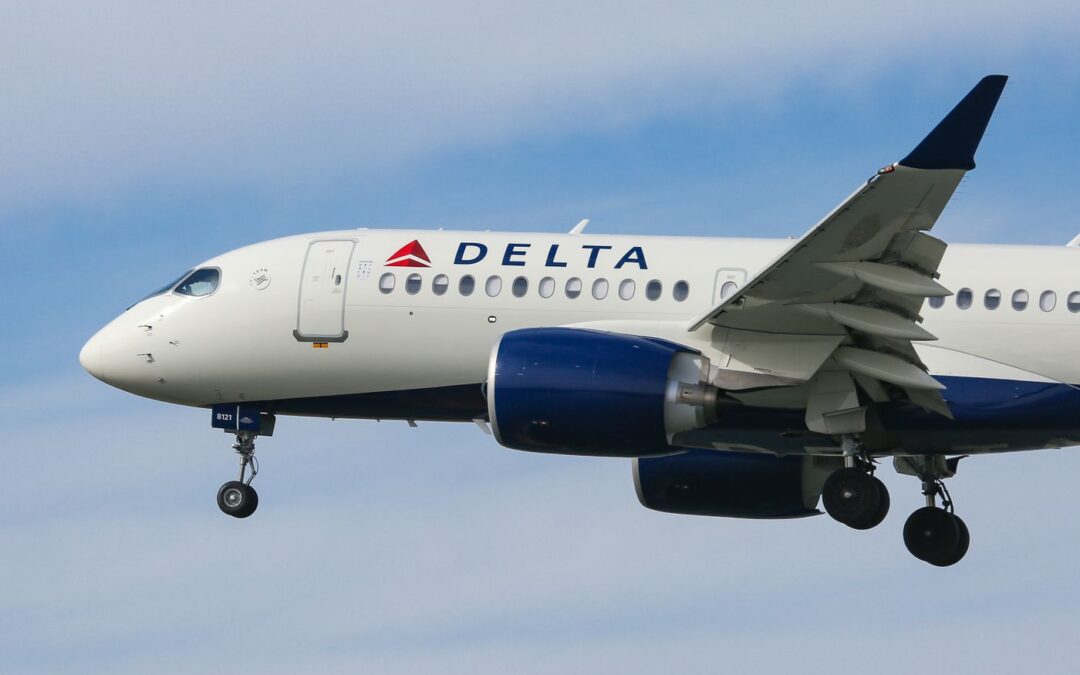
[569,219,589,235]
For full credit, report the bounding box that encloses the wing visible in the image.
[688,75,1008,423]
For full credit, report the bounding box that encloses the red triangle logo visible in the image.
[385,240,432,267]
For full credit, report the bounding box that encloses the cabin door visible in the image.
[295,239,356,342]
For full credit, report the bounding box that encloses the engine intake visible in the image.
[487,327,717,456]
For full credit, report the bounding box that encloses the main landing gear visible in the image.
[217,431,259,518]
[898,455,969,567]
[822,442,971,566]
[821,437,890,530]
[822,461,890,530]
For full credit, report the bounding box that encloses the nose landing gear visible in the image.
[210,405,274,520]
[217,431,259,518]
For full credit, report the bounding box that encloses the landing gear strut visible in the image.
[217,431,259,518]
[822,437,890,530]
[897,456,969,567]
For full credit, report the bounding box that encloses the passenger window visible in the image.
[928,296,945,309]
[1068,291,1080,313]
[512,276,528,298]
[405,273,422,295]
[646,280,662,301]
[984,289,1001,310]
[592,278,609,299]
[485,275,502,297]
[432,274,449,296]
[1012,289,1029,311]
[673,280,689,301]
[175,268,220,297]
[459,275,475,296]
[956,288,973,309]
[566,277,582,299]
[378,273,396,294]
[720,281,738,300]
[1040,290,1057,312]
[618,279,635,300]
[538,277,555,298]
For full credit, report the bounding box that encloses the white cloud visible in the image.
[2,0,1079,216]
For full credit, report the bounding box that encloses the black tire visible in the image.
[861,476,890,530]
[822,468,888,529]
[927,514,970,567]
[904,507,960,563]
[217,481,259,519]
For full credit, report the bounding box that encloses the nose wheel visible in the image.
[217,431,260,518]
[217,480,258,518]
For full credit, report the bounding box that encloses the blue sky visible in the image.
[5,2,1080,673]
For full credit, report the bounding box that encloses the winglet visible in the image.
[569,219,589,235]
[899,75,1008,171]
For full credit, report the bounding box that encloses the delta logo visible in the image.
[385,240,432,267]
[385,239,649,269]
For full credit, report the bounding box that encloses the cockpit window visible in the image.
[175,268,221,297]
[137,270,192,304]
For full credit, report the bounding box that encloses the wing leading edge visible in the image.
[689,75,1008,423]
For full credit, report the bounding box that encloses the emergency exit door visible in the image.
[295,239,356,342]
[713,268,747,304]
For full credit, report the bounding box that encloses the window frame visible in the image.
[173,267,222,298]
[645,280,662,301]
[566,277,583,299]
[672,280,690,302]
[1040,290,1057,312]
[538,276,556,299]
[378,272,396,294]
[955,288,973,310]
[1012,289,1029,311]
[592,278,609,300]
[1067,291,1080,313]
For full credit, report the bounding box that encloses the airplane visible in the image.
[82,74,1069,566]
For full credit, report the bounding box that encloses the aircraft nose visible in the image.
[79,332,106,381]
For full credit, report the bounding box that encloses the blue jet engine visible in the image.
[486,327,719,456]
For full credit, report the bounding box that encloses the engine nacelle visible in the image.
[634,450,836,519]
[487,327,717,456]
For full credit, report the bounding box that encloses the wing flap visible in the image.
[798,302,936,341]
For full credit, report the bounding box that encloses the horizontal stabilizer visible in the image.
[899,74,1007,171]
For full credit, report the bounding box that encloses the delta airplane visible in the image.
[83,75,1067,566]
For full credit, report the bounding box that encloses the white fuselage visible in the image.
[79,229,1080,454]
